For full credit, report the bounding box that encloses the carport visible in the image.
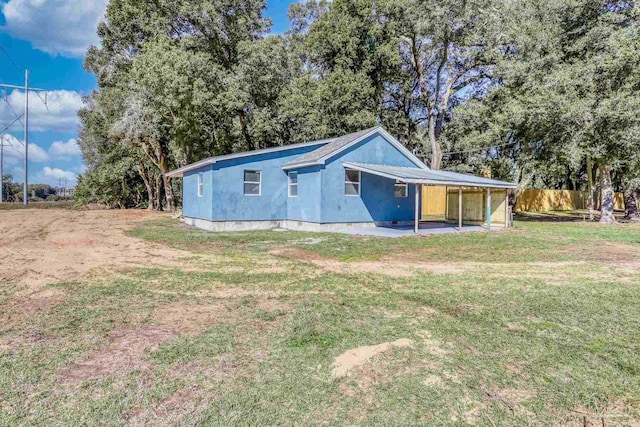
[342,162,518,234]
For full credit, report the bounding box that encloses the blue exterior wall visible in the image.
[210,144,323,221]
[183,165,214,220]
[319,133,419,223]
[182,131,424,225]
[286,166,322,222]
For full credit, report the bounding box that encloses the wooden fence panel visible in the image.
[516,189,625,212]
[421,186,447,218]
[445,188,507,225]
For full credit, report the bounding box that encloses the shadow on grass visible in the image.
[515,210,626,223]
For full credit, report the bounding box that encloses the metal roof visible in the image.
[342,162,518,188]
[282,127,382,169]
[165,138,334,178]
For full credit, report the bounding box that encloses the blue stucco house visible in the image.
[166,127,516,232]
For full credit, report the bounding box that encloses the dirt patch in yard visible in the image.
[269,247,330,261]
[1,287,68,330]
[0,209,188,289]
[60,325,178,383]
[154,302,237,335]
[564,242,640,263]
[308,259,467,277]
[331,338,413,378]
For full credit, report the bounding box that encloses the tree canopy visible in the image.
[77,0,640,221]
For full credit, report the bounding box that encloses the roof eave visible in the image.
[342,162,517,189]
[282,161,323,170]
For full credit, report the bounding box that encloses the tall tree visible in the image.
[395,0,502,169]
[79,0,273,210]
[445,0,640,223]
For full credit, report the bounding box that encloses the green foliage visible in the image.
[78,0,640,218]
[2,174,15,201]
[447,1,640,188]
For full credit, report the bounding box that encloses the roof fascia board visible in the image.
[166,139,331,177]
[282,161,322,170]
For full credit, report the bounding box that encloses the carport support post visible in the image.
[458,187,462,231]
[414,183,421,233]
[486,188,492,230]
[505,191,510,228]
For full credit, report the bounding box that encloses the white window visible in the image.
[288,172,298,197]
[394,180,408,198]
[244,170,262,196]
[197,172,204,197]
[345,169,361,196]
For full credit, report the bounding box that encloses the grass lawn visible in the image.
[2,218,640,425]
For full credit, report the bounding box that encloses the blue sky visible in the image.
[0,0,296,187]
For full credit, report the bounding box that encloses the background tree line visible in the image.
[1,174,71,202]
[76,0,640,223]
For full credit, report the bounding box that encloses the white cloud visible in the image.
[49,138,81,158]
[42,166,76,181]
[1,0,108,57]
[1,134,49,163]
[0,90,84,133]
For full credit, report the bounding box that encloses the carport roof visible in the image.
[342,162,518,189]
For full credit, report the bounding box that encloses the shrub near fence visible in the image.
[516,189,624,212]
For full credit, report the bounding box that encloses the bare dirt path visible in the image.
[0,209,188,289]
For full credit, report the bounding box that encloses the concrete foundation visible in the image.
[183,217,415,233]
[183,217,280,232]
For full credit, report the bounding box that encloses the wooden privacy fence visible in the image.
[422,186,625,219]
[515,189,624,212]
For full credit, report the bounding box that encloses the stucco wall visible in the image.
[210,144,323,221]
[182,131,427,225]
[320,133,420,223]
[286,166,322,222]
[183,165,214,221]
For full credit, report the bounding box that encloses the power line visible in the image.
[441,140,519,156]
[0,45,22,75]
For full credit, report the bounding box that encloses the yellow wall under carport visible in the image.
[421,185,508,226]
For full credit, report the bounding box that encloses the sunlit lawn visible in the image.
[1,218,639,425]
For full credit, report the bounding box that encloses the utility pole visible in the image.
[24,69,28,206]
[0,71,46,206]
[0,137,3,203]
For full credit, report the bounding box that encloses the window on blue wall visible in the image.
[394,180,408,198]
[345,169,361,196]
[197,172,204,197]
[244,170,262,196]
[288,172,298,197]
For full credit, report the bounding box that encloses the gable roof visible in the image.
[282,126,427,170]
[342,162,518,188]
[165,138,334,178]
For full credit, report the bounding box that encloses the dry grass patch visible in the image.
[154,302,237,335]
[60,325,177,383]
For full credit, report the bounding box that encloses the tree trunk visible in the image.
[162,175,175,212]
[586,155,595,221]
[157,154,175,212]
[599,164,616,224]
[138,165,154,210]
[237,110,254,150]
[427,114,442,170]
[624,188,640,221]
[154,174,163,211]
